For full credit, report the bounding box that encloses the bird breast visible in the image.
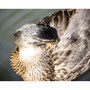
[19,46,43,62]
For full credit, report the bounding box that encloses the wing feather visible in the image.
[38,9,76,38]
[51,10,90,80]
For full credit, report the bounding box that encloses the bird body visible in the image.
[10,9,90,81]
[50,9,90,80]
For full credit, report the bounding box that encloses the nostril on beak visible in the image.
[14,31,22,38]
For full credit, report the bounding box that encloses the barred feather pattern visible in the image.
[10,10,90,81]
[10,46,55,81]
[49,10,90,80]
[38,9,76,38]
[10,47,26,78]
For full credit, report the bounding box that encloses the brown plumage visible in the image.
[10,9,90,81]
[50,9,90,80]
[38,9,76,38]
[10,24,57,81]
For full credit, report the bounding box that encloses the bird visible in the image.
[10,9,90,81]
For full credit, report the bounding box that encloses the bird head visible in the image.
[14,24,59,48]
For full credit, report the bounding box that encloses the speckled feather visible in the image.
[10,9,77,81]
[10,44,55,81]
[38,9,76,38]
[50,10,90,80]
[10,9,90,81]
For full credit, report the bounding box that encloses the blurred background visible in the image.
[0,9,90,81]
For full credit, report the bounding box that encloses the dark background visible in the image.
[0,9,90,81]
